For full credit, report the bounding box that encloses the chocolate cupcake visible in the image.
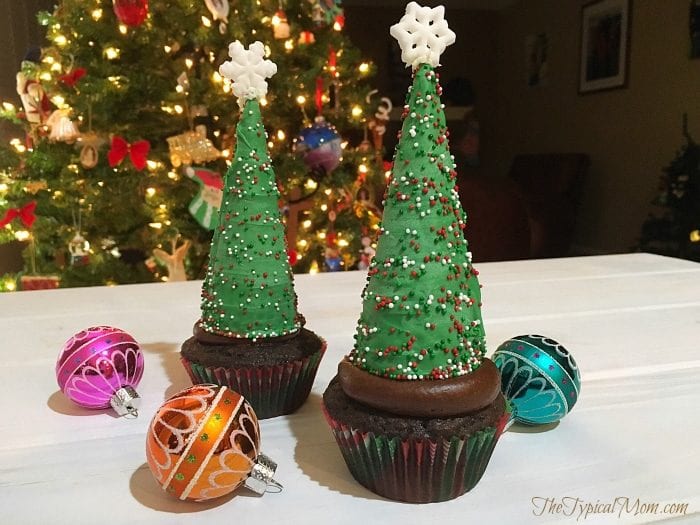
[322,4,508,502]
[323,378,508,503]
[180,41,324,419]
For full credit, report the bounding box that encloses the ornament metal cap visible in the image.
[244,453,283,494]
[110,385,141,418]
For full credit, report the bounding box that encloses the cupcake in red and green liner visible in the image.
[322,3,507,502]
[323,378,509,503]
[180,41,324,419]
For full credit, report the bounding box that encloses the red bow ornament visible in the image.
[108,136,150,171]
[59,68,87,88]
[0,201,37,229]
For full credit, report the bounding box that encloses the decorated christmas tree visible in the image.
[638,115,700,262]
[0,0,384,291]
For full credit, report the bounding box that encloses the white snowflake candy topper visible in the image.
[390,2,456,70]
[219,41,277,106]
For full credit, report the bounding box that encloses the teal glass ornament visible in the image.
[492,335,580,425]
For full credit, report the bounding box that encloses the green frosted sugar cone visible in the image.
[199,97,301,340]
[347,3,486,382]
[324,4,506,503]
[182,41,324,419]
[348,62,486,380]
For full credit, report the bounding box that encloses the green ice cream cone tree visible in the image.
[200,41,300,340]
[325,5,506,504]
[347,3,485,380]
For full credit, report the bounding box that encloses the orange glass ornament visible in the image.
[145,384,280,501]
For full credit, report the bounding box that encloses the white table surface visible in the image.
[1,253,699,524]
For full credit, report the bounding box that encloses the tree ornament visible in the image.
[0,201,37,229]
[293,116,342,175]
[327,48,338,78]
[309,0,344,27]
[309,1,324,24]
[146,384,282,501]
[108,136,150,170]
[324,246,342,271]
[46,109,80,143]
[298,30,316,45]
[67,206,90,266]
[166,127,220,167]
[357,235,376,270]
[68,232,90,266]
[368,96,393,152]
[314,76,325,115]
[493,335,581,425]
[77,132,103,169]
[177,71,191,93]
[56,326,144,417]
[389,2,456,70]
[153,238,190,282]
[59,67,86,89]
[112,0,149,27]
[323,218,343,271]
[185,166,223,230]
[24,180,48,194]
[204,0,229,33]
[354,185,381,217]
[272,10,290,40]
[16,72,50,125]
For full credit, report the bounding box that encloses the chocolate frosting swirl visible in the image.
[338,358,501,417]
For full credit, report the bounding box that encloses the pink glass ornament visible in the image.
[56,326,144,416]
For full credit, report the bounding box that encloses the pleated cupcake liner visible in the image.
[181,338,326,419]
[322,399,510,503]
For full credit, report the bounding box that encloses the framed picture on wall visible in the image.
[579,0,631,93]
